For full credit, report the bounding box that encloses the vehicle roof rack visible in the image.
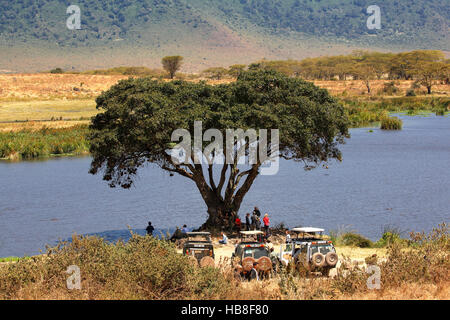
[291,227,325,233]
[240,230,264,235]
[186,232,211,236]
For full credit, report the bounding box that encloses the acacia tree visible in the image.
[162,56,183,79]
[413,62,447,94]
[202,67,228,80]
[88,70,349,229]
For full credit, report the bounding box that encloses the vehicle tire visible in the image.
[200,256,215,268]
[325,252,338,267]
[257,256,272,272]
[242,257,256,272]
[311,253,325,268]
[188,255,198,267]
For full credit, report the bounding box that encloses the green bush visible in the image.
[381,81,399,95]
[374,227,407,247]
[339,232,373,248]
[50,68,64,74]
[0,125,89,160]
[381,116,403,130]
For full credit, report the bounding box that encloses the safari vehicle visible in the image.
[231,231,275,279]
[278,227,338,276]
[183,232,215,267]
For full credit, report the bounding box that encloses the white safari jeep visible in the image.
[278,227,338,276]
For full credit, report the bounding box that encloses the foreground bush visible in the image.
[0,225,448,300]
[0,234,235,300]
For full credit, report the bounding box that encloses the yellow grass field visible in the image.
[0,100,97,122]
[0,74,127,100]
[0,120,89,132]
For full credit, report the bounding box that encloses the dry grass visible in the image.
[313,80,450,97]
[0,74,128,101]
[3,74,446,102]
[0,120,90,132]
[0,100,97,122]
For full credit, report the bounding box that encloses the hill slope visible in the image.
[0,0,448,72]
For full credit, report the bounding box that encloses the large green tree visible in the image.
[88,70,349,229]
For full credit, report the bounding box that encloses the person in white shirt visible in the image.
[286,230,291,243]
[219,232,228,245]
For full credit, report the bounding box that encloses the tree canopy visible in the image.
[88,70,349,229]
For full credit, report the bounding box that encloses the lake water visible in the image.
[1,115,449,257]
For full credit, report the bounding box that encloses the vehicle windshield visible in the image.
[243,247,268,259]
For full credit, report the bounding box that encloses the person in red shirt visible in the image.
[235,216,242,232]
[263,213,270,238]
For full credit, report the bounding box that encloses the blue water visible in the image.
[1,115,449,257]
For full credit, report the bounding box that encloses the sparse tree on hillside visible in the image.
[202,67,228,80]
[413,62,448,94]
[352,62,377,94]
[228,64,247,78]
[162,56,183,79]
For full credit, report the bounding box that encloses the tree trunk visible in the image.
[427,85,432,94]
[202,203,237,231]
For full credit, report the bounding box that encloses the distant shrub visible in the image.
[50,68,64,74]
[374,226,407,247]
[339,232,373,248]
[83,67,165,78]
[381,81,399,95]
[381,116,402,130]
[406,89,416,96]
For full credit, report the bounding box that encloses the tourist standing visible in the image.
[245,213,251,231]
[255,214,261,230]
[263,213,270,237]
[285,230,291,243]
[146,221,155,236]
[253,206,261,218]
[235,216,242,232]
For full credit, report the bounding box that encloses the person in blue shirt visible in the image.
[181,225,188,233]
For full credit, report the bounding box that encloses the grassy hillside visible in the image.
[0,0,448,72]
